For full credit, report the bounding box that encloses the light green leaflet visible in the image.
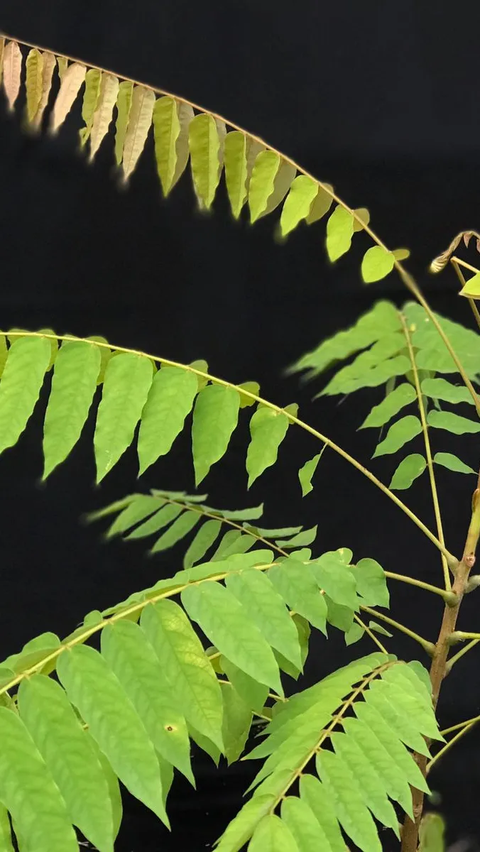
[249,150,281,222]
[25,49,43,123]
[94,353,154,482]
[326,206,354,262]
[56,645,169,826]
[121,86,155,183]
[390,453,426,490]
[153,97,194,196]
[137,366,198,474]
[0,336,7,376]
[305,183,334,224]
[350,558,389,607]
[104,495,162,538]
[125,503,183,540]
[373,414,422,457]
[419,813,446,852]
[17,675,115,852]
[360,383,416,429]
[282,795,337,851]
[366,680,432,757]
[210,530,254,560]
[0,708,78,852]
[0,802,13,851]
[0,337,51,456]
[310,553,357,609]
[344,623,364,646]
[220,656,269,714]
[361,246,395,283]
[298,450,323,496]
[220,682,252,765]
[43,341,101,479]
[299,774,345,852]
[421,377,474,405]
[183,518,222,568]
[316,750,382,852]
[246,406,290,487]
[249,813,299,852]
[89,74,120,162]
[140,600,224,750]
[150,510,201,554]
[224,131,248,219]
[434,452,475,474]
[215,794,277,852]
[276,526,317,548]
[459,272,480,298]
[268,559,327,634]
[280,175,319,237]
[4,632,60,675]
[79,68,102,146]
[427,409,480,435]
[100,621,193,784]
[226,569,302,668]
[114,80,134,166]
[188,113,225,209]
[192,385,240,485]
[182,582,282,694]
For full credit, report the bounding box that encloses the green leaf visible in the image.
[434,452,476,474]
[140,599,224,750]
[459,271,480,298]
[361,246,395,283]
[249,150,281,223]
[316,750,382,852]
[137,366,198,475]
[299,774,345,852]
[220,657,269,714]
[419,813,446,851]
[253,524,302,538]
[192,385,240,485]
[276,526,317,548]
[114,80,134,166]
[0,803,14,852]
[282,795,339,851]
[226,569,302,668]
[280,175,319,237]
[0,337,51,455]
[393,247,410,261]
[182,582,282,694]
[249,813,299,852]
[79,68,102,146]
[344,623,364,645]
[189,113,224,209]
[305,184,334,225]
[389,453,426,490]
[215,794,277,852]
[298,450,324,496]
[246,406,290,487]
[17,675,116,852]
[100,620,193,784]
[365,680,431,757]
[183,518,223,568]
[360,383,416,429]
[224,131,249,219]
[310,553,357,608]
[238,380,261,408]
[43,341,101,478]
[0,707,78,852]
[373,415,422,457]
[94,353,154,482]
[218,504,265,521]
[150,510,201,554]
[105,495,162,538]
[369,620,392,637]
[325,596,355,633]
[211,530,255,560]
[5,632,60,675]
[325,206,354,262]
[427,409,480,435]
[421,377,474,405]
[269,559,327,634]
[220,682,252,764]
[56,644,169,826]
[350,557,389,607]
[153,96,193,196]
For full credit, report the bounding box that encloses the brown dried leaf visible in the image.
[89,73,120,161]
[50,61,86,133]
[121,85,156,183]
[2,41,23,111]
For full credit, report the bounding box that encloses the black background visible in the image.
[1,2,480,849]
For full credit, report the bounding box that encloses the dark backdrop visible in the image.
[1,3,480,849]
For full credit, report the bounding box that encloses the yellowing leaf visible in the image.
[224,131,248,219]
[326,206,354,262]
[32,52,56,129]
[237,381,260,408]
[57,56,68,80]
[50,62,87,133]
[2,41,23,111]
[306,183,333,224]
[25,49,44,124]
[153,97,195,196]
[114,80,134,166]
[352,207,370,232]
[79,68,102,147]
[189,113,225,209]
[280,175,318,236]
[393,248,410,261]
[262,159,296,219]
[389,454,426,490]
[361,246,395,283]
[249,150,281,223]
[459,272,480,299]
[89,73,120,161]
[121,85,155,183]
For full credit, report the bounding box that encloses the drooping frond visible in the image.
[289,300,480,489]
[0,545,396,850]
[0,35,410,287]
[215,654,442,852]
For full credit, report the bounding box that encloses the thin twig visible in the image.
[359,606,435,655]
[427,722,477,774]
[446,637,480,670]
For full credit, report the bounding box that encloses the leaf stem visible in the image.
[426,722,477,774]
[353,614,388,653]
[0,329,455,565]
[440,714,480,737]
[384,571,457,603]
[399,312,450,590]
[446,638,480,670]
[358,606,435,655]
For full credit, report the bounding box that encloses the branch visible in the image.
[384,572,457,604]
